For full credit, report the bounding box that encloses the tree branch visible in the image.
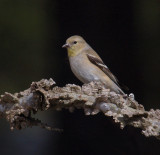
[0,79,159,139]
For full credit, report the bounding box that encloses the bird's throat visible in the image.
[67,48,78,57]
[67,49,74,57]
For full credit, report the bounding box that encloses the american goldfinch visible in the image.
[62,35,125,94]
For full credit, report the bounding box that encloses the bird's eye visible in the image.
[73,41,77,44]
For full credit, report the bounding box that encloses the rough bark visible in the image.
[0,78,159,139]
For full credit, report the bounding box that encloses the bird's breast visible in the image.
[69,54,99,83]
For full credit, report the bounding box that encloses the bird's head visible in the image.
[62,35,87,57]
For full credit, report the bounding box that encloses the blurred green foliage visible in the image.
[0,0,55,93]
[134,0,160,108]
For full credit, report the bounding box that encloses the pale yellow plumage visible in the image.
[62,35,125,94]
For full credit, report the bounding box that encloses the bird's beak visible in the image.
[62,43,70,48]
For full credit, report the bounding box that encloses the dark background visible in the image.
[0,0,160,154]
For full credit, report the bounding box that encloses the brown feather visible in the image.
[87,53,120,86]
[87,53,129,91]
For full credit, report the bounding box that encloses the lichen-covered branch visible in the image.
[0,78,160,139]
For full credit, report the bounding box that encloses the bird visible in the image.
[62,35,125,94]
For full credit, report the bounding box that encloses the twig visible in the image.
[0,78,159,139]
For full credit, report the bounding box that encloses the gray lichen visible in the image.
[0,78,160,139]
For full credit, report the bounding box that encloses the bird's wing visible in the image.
[86,53,120,86]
